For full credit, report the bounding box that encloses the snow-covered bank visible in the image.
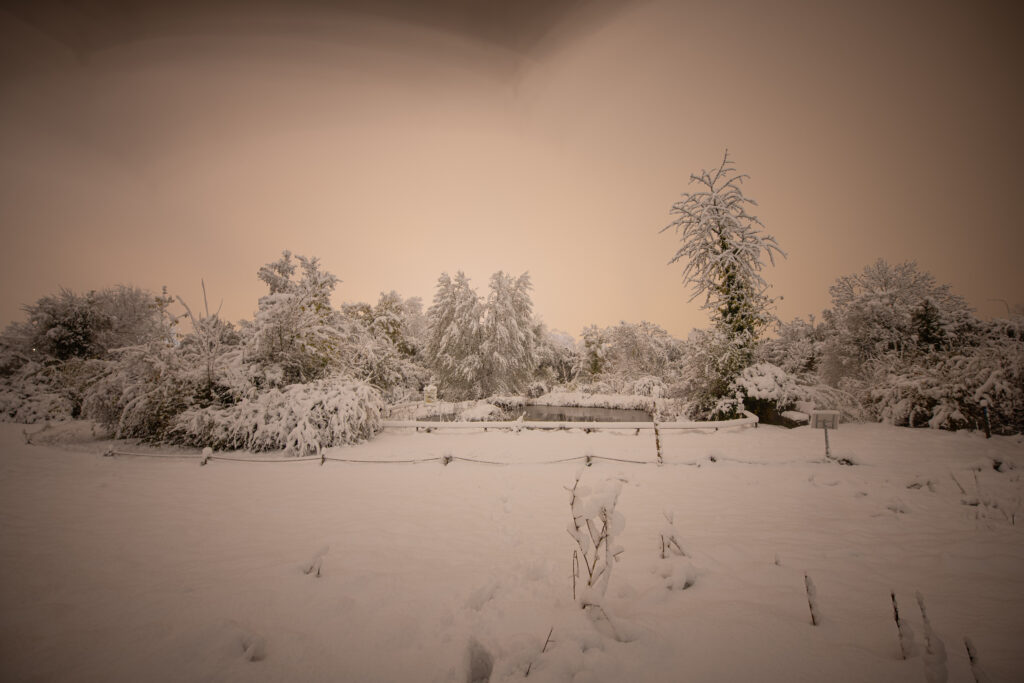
[1,423,1022,682]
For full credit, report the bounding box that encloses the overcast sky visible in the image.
[2,0,1022,338]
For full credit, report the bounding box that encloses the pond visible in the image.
[414,405,653,423]
[521,405,652,422]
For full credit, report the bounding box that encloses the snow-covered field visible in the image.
[1,422,1022,682]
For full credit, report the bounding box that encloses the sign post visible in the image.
[810,410,840,458]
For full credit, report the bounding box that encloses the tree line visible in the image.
[1,153,1021,450]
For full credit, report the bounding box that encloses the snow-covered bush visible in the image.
[732,363,797,410]
[568,473,624,606]
[677,327,755,419]
[865,324,1024,433]
[10,286,175,364]
[82,343,197,440]
[794,383,866,422]
[0,381,75,423]
[526,381,548,399]
[0,358,100,423]
[0,285,176,424]
[171,378,384,455]
[631,375,666,398]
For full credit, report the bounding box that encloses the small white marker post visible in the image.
[810,410,840,458]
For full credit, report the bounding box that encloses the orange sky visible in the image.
[2,0,1022,339]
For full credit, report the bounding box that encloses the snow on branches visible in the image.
[172,377,384,456]
[426,271,537,400]
[661,150,784,339]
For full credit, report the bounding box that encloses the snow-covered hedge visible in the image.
[170,378,384,455]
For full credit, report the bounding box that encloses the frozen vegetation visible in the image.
[3,154,1019,456]
[1,421,1022,681]
[0,153,1021,680]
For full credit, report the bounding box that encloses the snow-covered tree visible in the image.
[677,327,751,418]
[760,316,825,378]
[819,259,975,384]
[425,271,538,399]
[576,325,610,378]
[425,272,484,400]
[480,272,537,396]
[605,321,682,378]
[370,290,426,358]
[661,151,784,343]
[534,324,578,385]
[661,152,784,416]
[250,251,345,386]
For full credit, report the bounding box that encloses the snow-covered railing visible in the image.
[382,411,759,432]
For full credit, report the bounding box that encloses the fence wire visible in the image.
[95,414,757,467]
[100,449,703,467]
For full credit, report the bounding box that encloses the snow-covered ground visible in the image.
[1,422,1022,682]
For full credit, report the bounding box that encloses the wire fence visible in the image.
[96,413,758,468]
[100,449,711,467]
[381,413,758,433]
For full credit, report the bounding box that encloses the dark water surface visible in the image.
[522,405,652,422]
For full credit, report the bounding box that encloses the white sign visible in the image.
[810,410,839,430]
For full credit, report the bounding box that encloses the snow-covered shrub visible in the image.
[171,378,384,455]
[794,383,866,422]
[526,381,548,399]
[631,375,666,398]
[0,383,75,423]
[581,379,618,396]
[864,327,1024,434]
[732,363,798,415]
[677,327,754,419]
[568,473,624,606]
[82,343,196,441]
[11,286,175,363]
[0,359,99,423]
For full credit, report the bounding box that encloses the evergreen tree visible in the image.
[912,298,947,352]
